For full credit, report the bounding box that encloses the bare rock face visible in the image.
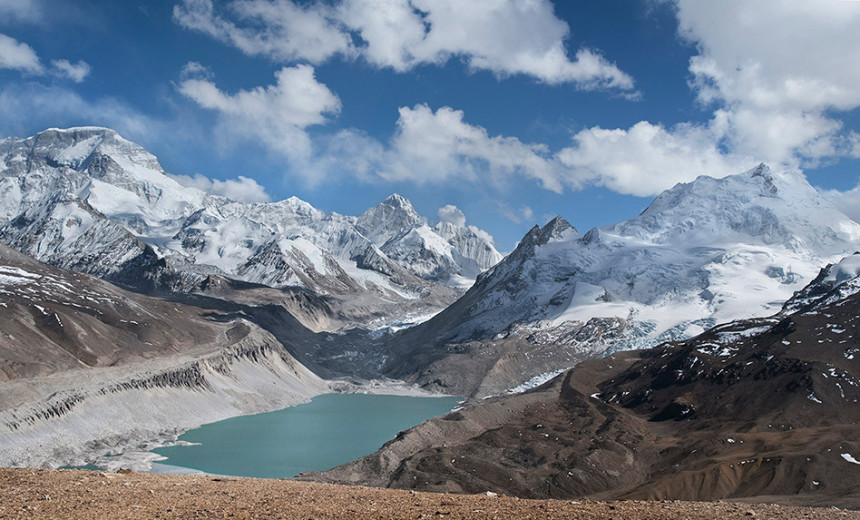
[305,258,860,509]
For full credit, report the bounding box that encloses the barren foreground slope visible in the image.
[0,468,856,520]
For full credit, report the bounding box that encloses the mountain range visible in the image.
[381,163,860,396]
[0,127,502,330]
[1,126,860,485]
[307,253,860,509]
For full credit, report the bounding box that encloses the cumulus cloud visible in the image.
[313,104,757,198]
[51,59,91,83]
[177,63,341,163]
[0,33,43,74]
[173,0,354,64]
[0,33,91,82]
[173,0,634,91]
[547,1,860,194]
[670,0,860,167]
[167,173,271,202]
[556,119,757,196]
[437,204,466,227]
[302,104,571,192]
[339,0,633,89]
[384,104,563,191]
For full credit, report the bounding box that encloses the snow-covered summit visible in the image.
[356,193,425,245]
[416,164,860,357]
[0,128,503,326]
[614,164,859,252]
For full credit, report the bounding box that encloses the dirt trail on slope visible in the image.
[0,468,856,520]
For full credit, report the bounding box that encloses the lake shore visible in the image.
[74,378,455,474]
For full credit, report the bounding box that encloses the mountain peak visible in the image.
[40,126,117,137]
[542,216,576,239]
[748,162,772,179]
[381,193,413,210]
[356,194,425,246]
[613,163,859,249]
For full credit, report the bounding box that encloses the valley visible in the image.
[1,127,859,510]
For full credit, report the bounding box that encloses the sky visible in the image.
[1,0,859,251]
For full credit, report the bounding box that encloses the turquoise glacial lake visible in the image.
[151,393,460,478]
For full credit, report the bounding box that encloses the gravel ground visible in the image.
[0,469,856,520]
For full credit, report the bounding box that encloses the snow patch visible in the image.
[841,453,860,465]
[506,369,567,394]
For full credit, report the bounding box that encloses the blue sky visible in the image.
[1,0,859,251]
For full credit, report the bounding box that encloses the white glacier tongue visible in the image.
[427,164,860,356]
[0,127,504,326]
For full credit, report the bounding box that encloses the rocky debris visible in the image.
[306,259,860,509]
[0,468,854,520]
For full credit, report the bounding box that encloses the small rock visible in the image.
[485,491,498,498]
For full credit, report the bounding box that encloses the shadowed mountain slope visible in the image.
[306,254,860,509]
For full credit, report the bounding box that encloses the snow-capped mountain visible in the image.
[355,194,503,284]
[317,252,860,505]
[0,127,502,325]
[386,164,860,395]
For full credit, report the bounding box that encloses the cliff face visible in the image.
[0,243,328,469]
[0,325,328,469]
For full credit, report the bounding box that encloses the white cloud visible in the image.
[177,63,341,162]
[821,181,860,224]
[0,33,43,74]
[0,33,91,82]
[173,0,354,64]
[173,0,634,91]
[556,119,757,196]
[468,225,496,247]
[167,173,271,202]
[0,0,42,23]
[384,104,563,191]
[670,0,860,167]
[179,61,212,80]
[437,204,466,227]
[552,1,860,194]
[340,0,633,89]
[51,59,91,83]
[316,105,757,198]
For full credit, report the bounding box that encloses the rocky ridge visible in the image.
[306,253,860,508]
[381,164,860,397]
[0,127,501,329]
[0,242,328,468]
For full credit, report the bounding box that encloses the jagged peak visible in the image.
[541,216,576,239]
[514,218,571,253]
[279,196,317,213]
[380,193,415,210]
[747,162,772,179]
